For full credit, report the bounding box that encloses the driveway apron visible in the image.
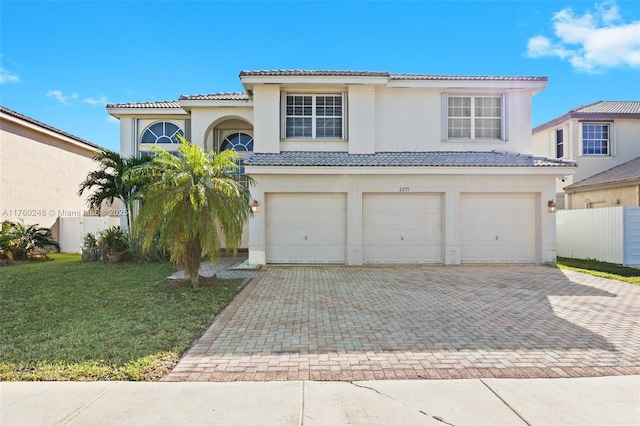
[165,265,640,382]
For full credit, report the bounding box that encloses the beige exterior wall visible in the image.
[568,185,640,209]
[533,117,640,195]
[0,113,102,238]
[246,170,561,266]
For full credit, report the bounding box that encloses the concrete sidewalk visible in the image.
[2,376,639,425]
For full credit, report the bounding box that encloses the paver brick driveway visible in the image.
[166,265,640,382]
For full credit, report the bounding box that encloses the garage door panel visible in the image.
[267,193,346,264]
[363,194,442,264]
[461,193,536,263]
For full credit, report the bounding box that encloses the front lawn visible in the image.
[556,257,640,285]
[0,253,242,380]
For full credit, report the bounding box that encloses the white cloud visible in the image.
[83,95,109,106]
[526,0,640,73]
[0,67,19,84]
[46,90,79,105]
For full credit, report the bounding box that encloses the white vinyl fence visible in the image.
[59,216,121,253]
[556,206,640,266]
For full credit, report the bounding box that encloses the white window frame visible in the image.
[443,93,506,141]
[581,122,611,156]
[281,93,346,140]
[220,131,254,188]
[138,120,184,155]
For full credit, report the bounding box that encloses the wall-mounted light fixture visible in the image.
[613,199,620,205]
[548,200,557,213]
[251,200,259,214]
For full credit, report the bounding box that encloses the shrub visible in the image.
[0,220,60,261]
[97,226,128,253]
[126,234,170,263]
[81,232,100,261]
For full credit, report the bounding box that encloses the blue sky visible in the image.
[1,0,639,152]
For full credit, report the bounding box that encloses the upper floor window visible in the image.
[446,95,504,140]
[139,121,184,157]
[283,93,344,139]
[582,123,609,155]
[141,121,183,145]
[220,132,253,187]
[221,132,254,153]
[556,129,564,158]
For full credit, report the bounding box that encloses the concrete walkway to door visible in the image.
[165,265,640,382]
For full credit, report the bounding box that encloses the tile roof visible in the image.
[240,70,389,77]
[106,101,181,109]
[240,70,547,81]
[179,92,250,101]
[533,101,640,133]
[389,74,547,81]
[244,151,576,168]
[564,156,640,190]
[1,105,102,150]
[573,101,640,114]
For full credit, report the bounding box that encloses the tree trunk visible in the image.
[184,237,202,287]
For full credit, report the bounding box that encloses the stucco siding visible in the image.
[0,118,97,230]
[373,88,533,153]
[534,117,640,194]
[247,172,557,266]
[568,186,639,209]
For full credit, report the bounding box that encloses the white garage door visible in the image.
[363,193,442,264]
[461,193,536,263]
[267,193,346,264]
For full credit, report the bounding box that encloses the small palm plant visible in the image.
[81,232,100,261]
[97,226,128,262]
[128,135,252,286]
[0,220,60,261]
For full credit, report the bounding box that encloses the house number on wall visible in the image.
[399,187,410,192]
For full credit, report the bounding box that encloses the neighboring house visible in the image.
[563,156,640,209]
[532,101,640,209]
[0,106,118,243]
[107,70,576,266]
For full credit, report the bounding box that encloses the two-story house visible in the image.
[107,70,575,266]
[532,101,640,209]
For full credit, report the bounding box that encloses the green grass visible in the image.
[0,253,243,380]
[556,256,640,285]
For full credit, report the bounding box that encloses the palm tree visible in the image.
[0,220,60,260]
[78,149,151,234]
[129,136,252,286]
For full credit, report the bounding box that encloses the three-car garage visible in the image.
[263,191,538,265]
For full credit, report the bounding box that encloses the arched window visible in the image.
[221,132,254,152]
[220,132,253,187]
[141,122,183,145]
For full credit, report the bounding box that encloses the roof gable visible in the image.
[533,101,640,133]
[564,156,640,190]
[1,105,101,150]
